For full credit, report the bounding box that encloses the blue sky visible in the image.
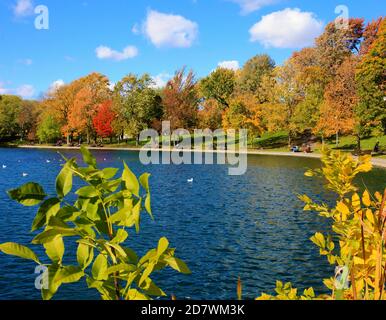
[0,0,384,99]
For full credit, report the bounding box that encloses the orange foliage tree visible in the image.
[162,68,199,130]
[316,57,358,145]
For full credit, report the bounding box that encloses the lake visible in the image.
[0,148,385,300]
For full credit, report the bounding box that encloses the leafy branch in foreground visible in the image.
[257,149,386,300]
[0,146,190,300]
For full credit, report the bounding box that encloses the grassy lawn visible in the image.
[253,132,386,154]
[4,132,386,157]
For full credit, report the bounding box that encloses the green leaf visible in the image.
[76,186,99,198]
[81,146,97,168]
[56,266,84,284]
[8,182,46,207]
[139,262,155,286]
[101,179,121,193]
[31,198,61,232]
[92,254,108,281]
[139,278,166,297]
[56,162,73,198]
[102,168,119,180]
[133,200,141,233]
[111,229,128,244]
[122,162,139,197]
[76,243,94,270]
[32,228,78,244]
[139,173,151,192]
[157,237,169,257]
[43,236,64,264]
[145,194,152,219]
[125,289,150,300]
[41,265,61,300]
[107,263,136,275]
[0,242,40,264]
[164,257,191,274]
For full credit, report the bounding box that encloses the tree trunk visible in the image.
[288,133,292,148]
[67,134,70,145]
[356,134,361,154]
[336,131,339,148]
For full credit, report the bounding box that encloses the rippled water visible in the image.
[0,148,385,300]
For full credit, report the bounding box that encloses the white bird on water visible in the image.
[22,173,29,177]
[187,178,194,183]
[46,160,51,163]
[2,165,6,169]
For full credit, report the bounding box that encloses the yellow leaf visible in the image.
[353,256,364,265]
[352,193,361,211]
[336,201,350,216]
[374,192,382,202]
[365,209,375,225]
[362,190,371,207]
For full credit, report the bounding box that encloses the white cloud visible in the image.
[16,84,35,98]
[96,45,139,61]
[18,58,33,65]
[0,82,35,98]
[229,0,278,14]
[218,60,240,71]
[143,10,198,48]
[151,73,172,89]
[131,23,140,35]
[249,8,324,48]
[108,82,116,91]
[14,0,34,17]
[48,79,65,94]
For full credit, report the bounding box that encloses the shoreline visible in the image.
[5,144,386,169]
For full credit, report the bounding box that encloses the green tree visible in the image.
[237,54,275,95]
[0,95,22,140]
[113,74,161,144]
[37,113,62,143]
[17,100,40,142]
[200,68,236,109]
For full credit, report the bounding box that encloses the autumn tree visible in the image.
[69,73,111,143]
[315,18,364,79]
[43,81,83,144]
[360,17,384,55]
[162,68,199,130]
[199,68,236,109]
[316,57,358,146]
[356,18,386,135]
[197,99,223,130]
[274,62,304,146]
[289,48,327,134]
[222,93,263,141]
[92,100,116,141]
